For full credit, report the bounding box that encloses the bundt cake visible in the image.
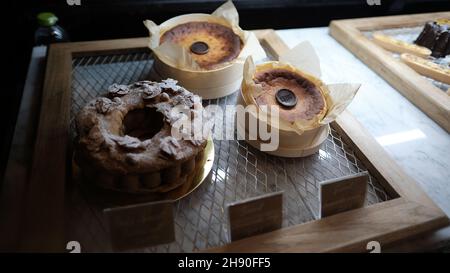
[75,79,208,193]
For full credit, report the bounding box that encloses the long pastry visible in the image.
[400,53,450,85]
[373,31,431,58]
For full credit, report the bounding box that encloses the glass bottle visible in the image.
[34,12,69,45]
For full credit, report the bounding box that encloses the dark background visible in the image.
[5,0,450,179]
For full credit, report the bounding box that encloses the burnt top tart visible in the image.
[75,79,208,193]
[160,21,242,70]
[252,67,327,124]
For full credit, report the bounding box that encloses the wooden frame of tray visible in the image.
[3,29,448,252]
[329,12,450,133]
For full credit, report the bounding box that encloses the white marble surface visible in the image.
[277,27,450,216]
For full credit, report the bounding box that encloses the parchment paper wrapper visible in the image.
[144,1,265,71]
[242,41,361,135]
[238,41,360,157]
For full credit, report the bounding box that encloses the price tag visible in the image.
[227,191,283,241]
[104,200,175,251]
[320,171,368,218]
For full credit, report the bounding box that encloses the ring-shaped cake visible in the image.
[75,79,208,193]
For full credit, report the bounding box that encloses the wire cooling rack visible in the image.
[70,52,392,252]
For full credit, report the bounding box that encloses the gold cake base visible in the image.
[72,138,214,205]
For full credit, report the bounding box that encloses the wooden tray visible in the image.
[5,29,448,252]
[329,12,450,133]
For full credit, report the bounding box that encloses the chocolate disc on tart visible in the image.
[252,68,327,123]
[75,79,208,193]
[160,21,242,69]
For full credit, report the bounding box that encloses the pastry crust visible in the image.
[160,21,242,69]
[75,79,208,193]
[373,31,431,58]
[253,68,327,122]
[400,53,450,85]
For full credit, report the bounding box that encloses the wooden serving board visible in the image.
[1,29,448,252]
[329,12,450,133]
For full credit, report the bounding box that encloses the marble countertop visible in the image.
[276,27,450,216]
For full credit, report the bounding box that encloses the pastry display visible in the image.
[373,31,431,58]
[371,22,450,87]
[400,53,450,85]
[160,21,242,70]
[74,79,208,193]
[415,19,450,58]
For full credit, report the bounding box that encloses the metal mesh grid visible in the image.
[70,52,154,136]
[71,53,392,252]
[363,26,450,92]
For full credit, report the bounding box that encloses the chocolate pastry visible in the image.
[415,20,450,58]
[160,21,242,69]
[75,79,208,193]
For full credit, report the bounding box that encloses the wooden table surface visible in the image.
[2,26,450,252]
